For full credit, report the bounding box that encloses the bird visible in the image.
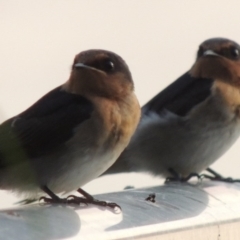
[103,37,240,182]
[0,49,140,208]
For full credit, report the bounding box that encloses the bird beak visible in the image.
[203,50,220,57]
[74,63,93,70]
[74,63,106,75]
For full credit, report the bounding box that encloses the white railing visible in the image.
[0,180,240,240]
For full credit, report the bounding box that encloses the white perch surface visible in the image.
[0,181,240,240]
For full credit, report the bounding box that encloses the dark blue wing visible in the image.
[142,72,213,117]
[0,86,93,165]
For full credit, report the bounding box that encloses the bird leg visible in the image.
[39,186,68,203]
[201,168,240,183]
[39,186,121,210]
[165,168,202,183]
[67,188,122,210]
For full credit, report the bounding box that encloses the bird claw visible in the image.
[66,195,88,206]
[39,196,68,204]
[39,186,122,211]
[165,173,201,183]
[102,202,122,211]
[166,169,202,183]
[39,196,53,203]
[201,174,240,183]
[203,168,240,183]
[66,195,121,210]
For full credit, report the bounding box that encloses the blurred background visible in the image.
[0,0,240,205]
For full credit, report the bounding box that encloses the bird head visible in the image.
[65,49,134,100]
[190,38,240,87]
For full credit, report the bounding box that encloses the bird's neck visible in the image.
[188,80,240,122]
[213,80,240,113]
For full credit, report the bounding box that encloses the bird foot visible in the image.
[201,174,240,183]
[67,195,121,210]
[39,186,122,211]
[203,168,240,183]
[165,168,202,183]
[39,196,68,204]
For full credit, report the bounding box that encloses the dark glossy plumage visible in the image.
[142,72,213,117]
[0,87,93,166]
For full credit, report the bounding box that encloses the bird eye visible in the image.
[86,58,116,73]
[230,47,239,59]
[103,60,115,72]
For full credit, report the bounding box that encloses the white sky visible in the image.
[0,0,240,199]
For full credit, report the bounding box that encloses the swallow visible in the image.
[103,38,240,182]
[0,49,140,208]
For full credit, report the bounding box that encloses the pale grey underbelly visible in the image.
[127,114,240,177]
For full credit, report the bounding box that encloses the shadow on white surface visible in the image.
[0,205,80,240]
[1,181,240,239]
[103,182,209,231]
[0,181,214,240]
